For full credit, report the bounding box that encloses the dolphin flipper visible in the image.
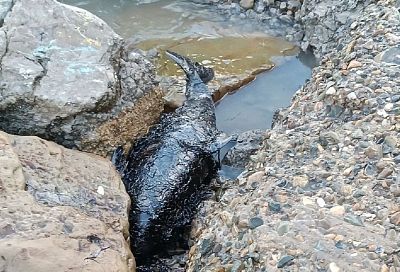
[211,135,238,167]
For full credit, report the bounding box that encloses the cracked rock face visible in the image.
[0,130,134,271]
[0,0,163,156]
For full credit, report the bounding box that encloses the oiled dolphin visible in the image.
[113,51,234,263]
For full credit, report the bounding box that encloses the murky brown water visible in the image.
[60,0,296,76]
[61,0,314,132]
[137,36,297,76]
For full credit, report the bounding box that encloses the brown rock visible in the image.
[390,212,400,226]
[0,131,134,271]
[347,60,363,69]
[377,167,393,179]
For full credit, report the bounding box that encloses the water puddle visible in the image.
[215,51,315,133]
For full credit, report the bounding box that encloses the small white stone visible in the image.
[326,87,336,95]
[97,185,105,195]
[347,92,357,100]
[350,22,358,29]
[329,262,341,272]
[377,109,389,118]
[317,198,326,208]
[384,103,394,112]
[302,196,314,206]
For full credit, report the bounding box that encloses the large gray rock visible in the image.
[0,0,163,156]
[0,130,134,271]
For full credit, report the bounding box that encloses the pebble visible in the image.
[386,229,397,240]
[326,86,337,95]
[200,238,214,255]
[302,196,314,206]
[377,167,393,179]
[347,60,362,69]
[277,255,294,268]
[380,264,390,272]
[97,185,105,195]
[239,0,254,9]
[249,217,264,229]
[268,201,281,213]
[231,260,244,272]
[347,92,358,100]
[390,185,400,197]
[384,103,394,112]
[329,262,341,272]
[390,212,400,226]
[292,175,309,188]
[276,222,290,236]
[330,206,345,216]
[344,214,364,226]
[317,198,326,207]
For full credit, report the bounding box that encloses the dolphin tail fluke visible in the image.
[165,50,214,83]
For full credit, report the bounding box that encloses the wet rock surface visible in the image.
[187,0,400,271]
[0,131,134,271]
[0,0,163,156]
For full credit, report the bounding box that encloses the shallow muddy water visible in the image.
[60,0,287,40]
[61,0,313,133]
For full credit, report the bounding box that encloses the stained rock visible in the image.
[0,0,163,156]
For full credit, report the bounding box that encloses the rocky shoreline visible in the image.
[0,0,399,271]
[187,0,400,271]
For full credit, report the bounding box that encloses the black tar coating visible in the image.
[113,51,217,266]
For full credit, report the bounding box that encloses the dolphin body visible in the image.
[113,51,235,264]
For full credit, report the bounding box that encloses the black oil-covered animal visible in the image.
[112,51,235,265]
